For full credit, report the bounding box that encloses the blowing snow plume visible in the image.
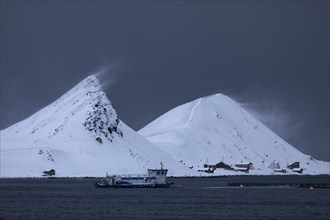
[93,61,123,90]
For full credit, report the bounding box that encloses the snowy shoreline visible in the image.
[1,174,329,179]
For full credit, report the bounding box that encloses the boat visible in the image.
[95,168,173,188]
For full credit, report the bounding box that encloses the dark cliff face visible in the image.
[83,98,122,144]
[80,76,123,143]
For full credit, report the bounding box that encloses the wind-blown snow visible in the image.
[139,94,330,175]
[0,75,196,177]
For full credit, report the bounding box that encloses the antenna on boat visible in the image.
[160,162,164,169]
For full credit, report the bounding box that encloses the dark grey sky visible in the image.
[1,1,329,161]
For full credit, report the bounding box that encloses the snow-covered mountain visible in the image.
[0,75,197,177]
[139,94,330,175]
[2,76,328,178]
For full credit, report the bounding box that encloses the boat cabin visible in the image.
[148,169,168,184]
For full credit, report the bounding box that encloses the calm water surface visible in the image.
[1,177,329,220]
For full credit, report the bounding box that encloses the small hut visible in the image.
[287,162,300,170]
[234,162,253,173]
[43,169,56,176]
[215,161,232,170]
[292,168,303,174]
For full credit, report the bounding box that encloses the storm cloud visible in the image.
[1,1,329,161]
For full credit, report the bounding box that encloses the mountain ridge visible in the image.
[1,76,328,177]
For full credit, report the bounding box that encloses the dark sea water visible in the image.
[1,176,329,220]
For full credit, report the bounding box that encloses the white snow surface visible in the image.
[139,94,330,175]
[0,75,197,177]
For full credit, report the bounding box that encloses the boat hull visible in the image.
[95,168,171,188]
[94,182,170,188]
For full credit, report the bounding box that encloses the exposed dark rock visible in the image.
[96,137,103,143]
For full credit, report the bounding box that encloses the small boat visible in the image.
[95,168,173,188]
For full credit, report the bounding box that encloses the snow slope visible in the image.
[139,94,330,175]
[0,75,197,177]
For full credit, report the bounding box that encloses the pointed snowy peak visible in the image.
[1,75,122,143]
[1,75,198,177]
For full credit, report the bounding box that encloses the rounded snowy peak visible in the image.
[138,93,238,135]
[138,93,330,175]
